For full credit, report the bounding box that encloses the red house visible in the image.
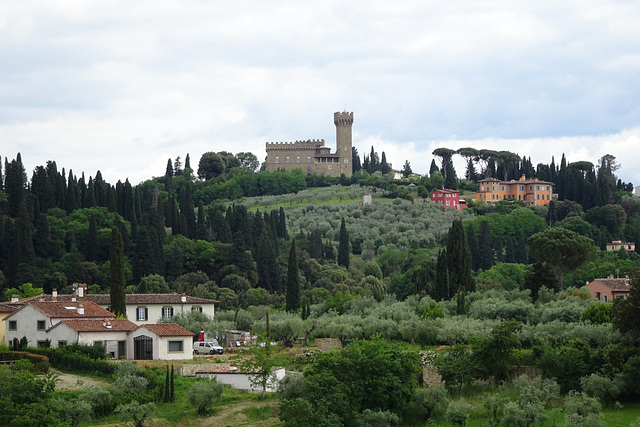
[430,189,466,211]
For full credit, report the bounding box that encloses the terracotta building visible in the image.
[265,112,353,177]
[586,276,631,302]
[475,175,554,206]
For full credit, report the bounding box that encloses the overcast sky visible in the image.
[2,0,640,186]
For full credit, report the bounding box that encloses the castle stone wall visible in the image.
[265,112,353,178]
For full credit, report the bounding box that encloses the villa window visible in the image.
[8,320,16,331]
[162,307,174,319]
[191,306,203,313]
[136,307,148,321]
[37,320,46,331]
[168,341,183,352]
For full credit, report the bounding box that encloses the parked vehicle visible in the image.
[193,340,224,355]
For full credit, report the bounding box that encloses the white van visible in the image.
[193,340,224,355]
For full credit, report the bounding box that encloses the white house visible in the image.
[3,300,115,348]
[46,318,137,359]
[41,285,217,325]
[127,323,194,361]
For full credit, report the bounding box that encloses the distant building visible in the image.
[430,189,466,210]
[476,175,554,206]
[265,112,353,177]
[606,240,636,254]
[634,185,640,197]
[586,276,631,302]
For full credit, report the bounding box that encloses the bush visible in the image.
[28,347,115,376]
[189,379,224,416]
[0,351,49,373]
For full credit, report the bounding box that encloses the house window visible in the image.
[604,295,608,302]
[58,341,67,347]
[137,307,148,321]
[595,292,601,301]
[286,156,290,163]
[275,157,279,164]
[37,341,47,348]
[191,306,203,313]
[37,320,46,331]
[8,320,17,331]
[162,307,174,319]
[168,341,183,352]
[296,156,300,163]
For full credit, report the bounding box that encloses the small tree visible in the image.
[189,380,224,416]
[115,400,156,427]
[445,399,474,427]
[235,335,282,397]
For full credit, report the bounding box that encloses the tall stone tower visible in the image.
[334,111,353,177]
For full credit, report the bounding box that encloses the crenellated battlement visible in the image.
[265,139,325,149]
[334,111,354,126]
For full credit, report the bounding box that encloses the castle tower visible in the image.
[334,111,353,177]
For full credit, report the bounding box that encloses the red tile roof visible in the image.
[135,323,195,337]
[589,278,631,292]
[56,318,137,332]
[28,301,115,318]
[0,302,23,313]
[32,293,217,305]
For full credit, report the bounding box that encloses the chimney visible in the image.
[77,304,84,315]
[52,288,57,299]
[77,284,85,298]
[11,294,19,303]
[181,293,187,303]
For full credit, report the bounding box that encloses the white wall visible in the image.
[127,327,193,361]
[93,303,215,325]
[197,368,285,392]
[4,305,59,347]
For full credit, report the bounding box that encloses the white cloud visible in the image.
[1,0,640,186]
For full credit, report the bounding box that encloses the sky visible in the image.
[2,0,640,186]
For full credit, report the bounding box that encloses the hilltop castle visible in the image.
[265,111,353,178]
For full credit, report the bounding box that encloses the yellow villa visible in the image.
[476,175,554,206]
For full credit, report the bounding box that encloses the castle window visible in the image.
[307,169,312,176]
[344,159,348,164]
[275,157,279,164]
[296,156,300,163]
[328,165,332,170]
[307,156,311,163]
[286,156,290,163]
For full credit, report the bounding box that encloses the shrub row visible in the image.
[0,350,50,373]
[28,347,116,377]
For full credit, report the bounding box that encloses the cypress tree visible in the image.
[466,224,479,271]
[164,365,170,402]
[478,220,493,271]
[337,218,350,268]
[110,226,127,317]
[309,229,323,260]
[196,201,207,240]
[446,220,474,294]
[435,249,448,300]
[286,239,301,312]
[170,364,175,402]
[85,215,98,262]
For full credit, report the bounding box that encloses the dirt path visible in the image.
[49,369,111,391]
